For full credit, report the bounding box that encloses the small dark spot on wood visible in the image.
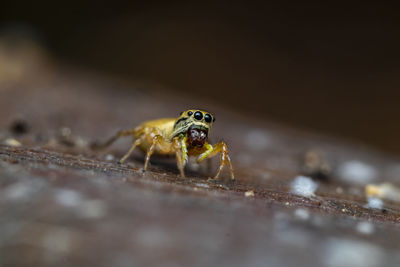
[10,119,29,135]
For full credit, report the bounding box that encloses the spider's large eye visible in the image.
[194,111,203,120]
[204,113,212,123]
[188,111,193,116]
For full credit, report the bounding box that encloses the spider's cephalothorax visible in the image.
[94,109,234,180]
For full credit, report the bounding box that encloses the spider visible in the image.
[95,109,234,180]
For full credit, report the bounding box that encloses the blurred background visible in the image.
[1,1,400,154]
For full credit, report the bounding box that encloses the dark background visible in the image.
[1,1,400,154]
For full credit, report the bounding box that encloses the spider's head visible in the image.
[172,109,215,148]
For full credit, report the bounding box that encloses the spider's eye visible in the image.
[179,111,183,116]
[194,111,203,120]
[204,113,212,123]
[213,117,216,122]
[188,111,193,116]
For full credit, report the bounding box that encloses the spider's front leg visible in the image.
[197,141,234,180]
[172,136,186,178]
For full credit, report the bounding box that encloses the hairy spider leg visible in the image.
[173,137,185,178]
[96,127,174,172]
[93,129,137,149]
[197,141,234,180]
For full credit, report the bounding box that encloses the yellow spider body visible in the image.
[134,118,176,154]
[96,109,234,180]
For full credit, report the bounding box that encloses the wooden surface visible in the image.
[1,65,400,267]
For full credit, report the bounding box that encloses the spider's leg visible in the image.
[173,137,186,178]
[197,141,234,180]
